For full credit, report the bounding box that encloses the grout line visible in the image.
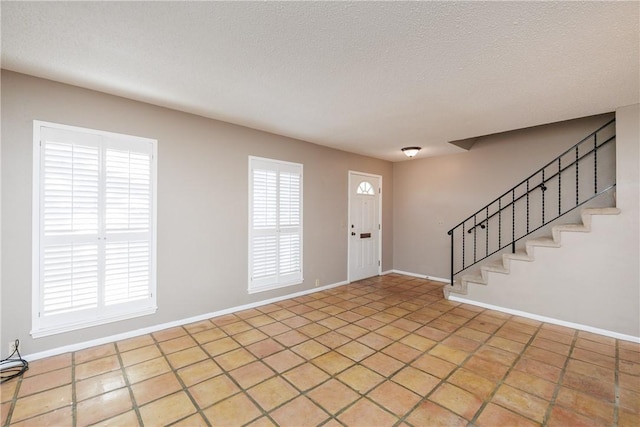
[263,278,444,424]
[216,341,281,426]
[71,352,77,427]
[6,277,632,426]
[321,280,442,423]
[377,281,482,424]
[2,366,22,427]
[0,283,453,425]
[462,314,542,425]
[113,341,145,427]
[541,327,579,425]
[214,310,337,425]
[2,356,76,426]
[269,295,394,422]
[157,324,245,423]
[613,338,620,426]
[396,310,485,426]
[152,327,215,427]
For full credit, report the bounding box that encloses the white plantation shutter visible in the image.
[105,241,150,305]
[42,243,99,315]
[104,144,152,306]
[279,233,300,276]
[252,169,277,230]
[105,149,151,232]
[279,172,300,227]
[33,122,157,337]
[249,157,303,293]
[278,171,301,280]
[251,168,278,282]
[251,235,278,281]
[42,137,100,236]
[40,128,101,317]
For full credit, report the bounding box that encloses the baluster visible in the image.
[558,157,562,216]
[526,180,530,234]
[542,169,545,224]
[446,118,615,282]
[447,118,615,278]
[462,222,466,269]
[473,215,477,263]
[450,229,454,287]
[594,133,598,194]
[485,206,489,258]
[498,198,502,249]
[511,189,515,253]
[575,145,579,206]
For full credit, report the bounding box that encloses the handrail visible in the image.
[465,134,615,234]
[447,118,616,286]
[448,119,615,231]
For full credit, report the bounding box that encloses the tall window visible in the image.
[249,157,303,293]
[32,121,157,337]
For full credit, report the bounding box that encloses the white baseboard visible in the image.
[423,274,451,284]
[387,269,451,284]
[24,279,350,362]
[449,295,640,344]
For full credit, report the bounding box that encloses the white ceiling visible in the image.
[2,1,638,161]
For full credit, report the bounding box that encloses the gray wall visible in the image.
[392,113,615,279]
[1,71,393,356]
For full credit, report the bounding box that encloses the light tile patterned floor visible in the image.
[2,274,639,426]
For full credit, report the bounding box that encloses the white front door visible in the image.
[348,172,381,282]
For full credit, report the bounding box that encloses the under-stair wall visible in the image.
[449,208,639,337]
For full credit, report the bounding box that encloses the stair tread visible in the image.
[485,260,505,267]
[583,207,621,216]
[555,224,588,231]
[528,237,560,247]
[462,274,486,285]
[504,250,533,261]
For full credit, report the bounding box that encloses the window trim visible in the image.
[248,156,303,294]
[31,120,158,338]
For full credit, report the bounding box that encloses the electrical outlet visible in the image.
[8,340,18,353]
[315,279,320,287]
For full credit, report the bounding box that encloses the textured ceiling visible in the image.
[2,2,638,161]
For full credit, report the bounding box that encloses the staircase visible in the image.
[444,207,620,298]
[445,118,617,299]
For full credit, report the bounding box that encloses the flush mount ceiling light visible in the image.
[401,147,421,158]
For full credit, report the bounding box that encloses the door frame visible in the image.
[347,170,383,282]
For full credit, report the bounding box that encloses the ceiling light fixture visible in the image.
[401,147,421,158]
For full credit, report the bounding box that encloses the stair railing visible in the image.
[447,118,616,286]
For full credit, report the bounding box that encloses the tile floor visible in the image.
[1,274,639,426]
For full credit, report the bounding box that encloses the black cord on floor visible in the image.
[0,339,29,383]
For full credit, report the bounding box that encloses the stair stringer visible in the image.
[443,207,620,299]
